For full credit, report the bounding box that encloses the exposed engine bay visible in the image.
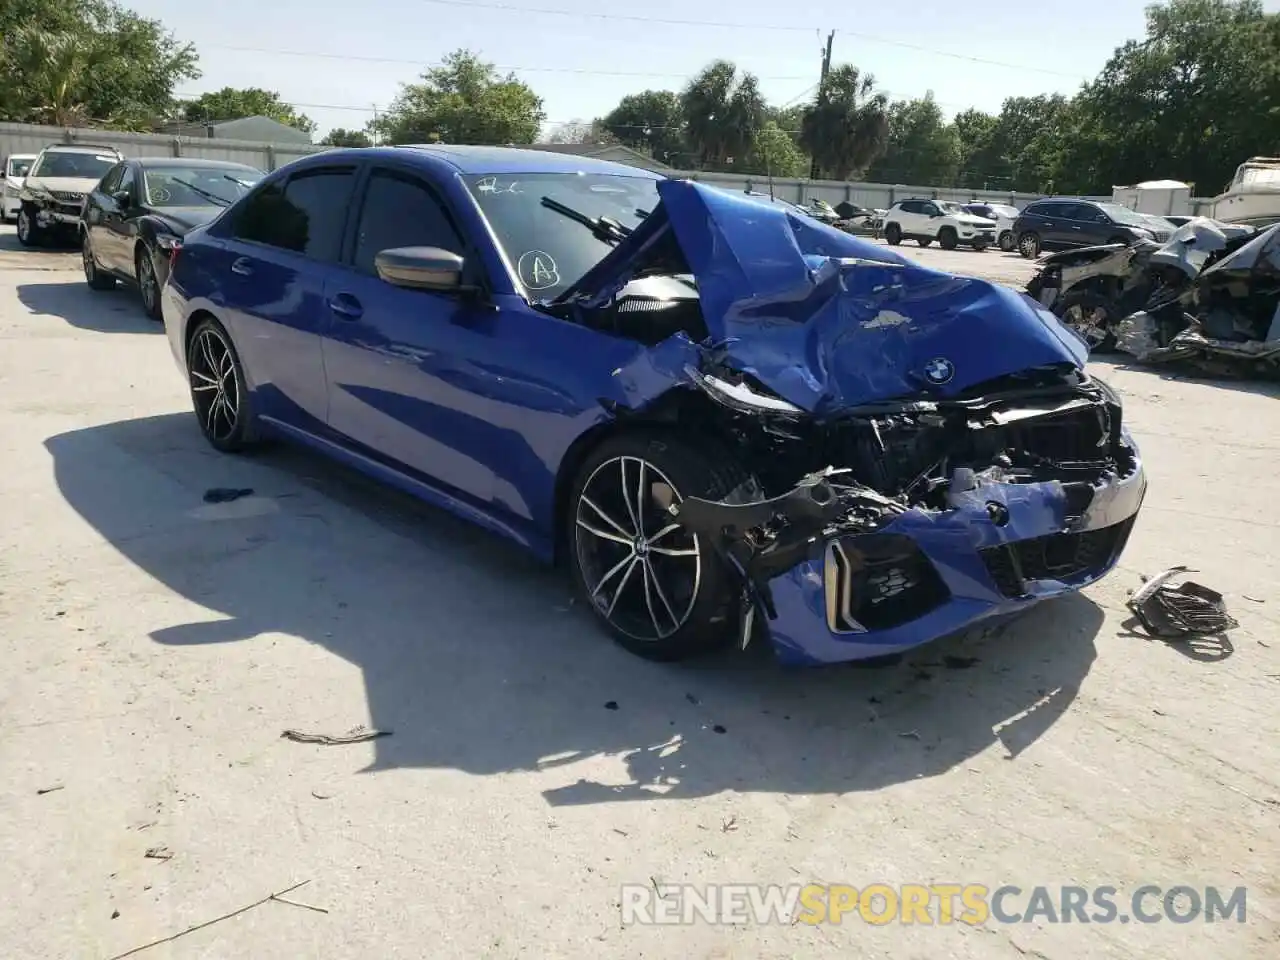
[654,358,1139,641]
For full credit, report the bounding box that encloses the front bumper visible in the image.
[760,445,1146,665]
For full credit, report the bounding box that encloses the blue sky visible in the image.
[125,0,1274,138]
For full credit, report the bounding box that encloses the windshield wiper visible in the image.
[169,178,230,207]
[540,196,632,244]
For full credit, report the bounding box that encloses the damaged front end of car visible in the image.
[554,180,1147,665]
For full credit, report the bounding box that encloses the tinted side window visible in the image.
[898,201,920,214]
[1031,202,1061,218]
[118,165,137,201]
[353,170,462,275]
[232,169,356,261]
[99,163,124,195]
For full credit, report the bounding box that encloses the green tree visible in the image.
[601,89,685,162]
[950,108,1000,190]
[371,49,544,146]
[799,64,890,180]
[0,0,197,128]
[181,87,314,134]
[744,121,808,177]
[680,60,765,170]
[546,119,617,145]
[987,94,1074,192]
[1061,0,1280,194]
[321,128,372,147]
[867,93,961,185]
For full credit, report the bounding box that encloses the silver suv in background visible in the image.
[17,143,124,247]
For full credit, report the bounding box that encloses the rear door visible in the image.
[85,162,124,268]
[215,164,360,432]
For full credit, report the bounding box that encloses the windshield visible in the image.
[31,151,116,180]
[144,166,262,207]
[988,204,1020,219]
[7,158,32,179]
[465,172,661,298]
[938,201,965,214]
[1095,202,1151,227]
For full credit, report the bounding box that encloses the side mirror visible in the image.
[110,190,131,206]
[375,246,465,292]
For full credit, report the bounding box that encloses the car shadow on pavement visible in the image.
[17,279,156,334]
[0,228,78,255]
[1107,360,1280,399]
[45,413,1105,804]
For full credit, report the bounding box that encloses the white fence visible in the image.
[0,121,327,173]
[0,120,1217,214]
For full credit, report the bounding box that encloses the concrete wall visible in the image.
[1,121,1220,213]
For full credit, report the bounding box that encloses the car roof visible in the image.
[40,143,122,155]
[6,153,37,160]
[133,157,262,171]
[318,144,666,178]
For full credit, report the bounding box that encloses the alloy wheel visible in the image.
[139,255,157,314]
[17,210,30,244]
[574,455,701,642]
[82,238,96,281]
[189,327,240,443]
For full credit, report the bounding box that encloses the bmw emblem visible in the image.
[923,357,955,385]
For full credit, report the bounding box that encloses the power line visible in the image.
[199,43,817,81]
[415,0,1091,80]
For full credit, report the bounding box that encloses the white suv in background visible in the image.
[17,143,124,246]
[962,201,1021,252]
[882,198,997,251]
[2,153,36,223]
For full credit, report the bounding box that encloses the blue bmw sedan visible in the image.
[162,145,1146,666]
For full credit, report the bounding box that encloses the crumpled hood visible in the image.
[25,175,100,195]
[648,180,1087,413]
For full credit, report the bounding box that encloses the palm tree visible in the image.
[4,27,103,126]
[800,65,891,181]
[681,61,765,169]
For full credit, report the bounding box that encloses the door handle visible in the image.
[230,257,253,276]
[327,294,363,320]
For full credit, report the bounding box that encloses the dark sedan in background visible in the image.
[1012,197,1174,259]
[81,157,262,318]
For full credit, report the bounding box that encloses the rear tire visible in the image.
[939,227,958,250]
[884,223,902,246]
[998,230,1014,252]
[972,239,989,252]
[917,237,932,248]
[83,232,116,291]
[1018,231,1041,259]
[566,432,748,661]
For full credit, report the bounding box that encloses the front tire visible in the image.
[938,227,958,250]
[884,222,902,246]
[567,432,747,661]
[917,237,932,248]
[1056,289,1119,352]
[972,239,989,252]
[1018,231,1041,259]
[187,317,258,453]
[136,245,162,321]
[16,205,43,247]
[83,233,116,290]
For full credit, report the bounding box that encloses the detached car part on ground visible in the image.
[164,153,1146,666]
[1026,217,1280,377]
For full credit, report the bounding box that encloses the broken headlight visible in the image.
[688,368,803,415]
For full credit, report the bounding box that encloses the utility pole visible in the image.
[808,30,834,181]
